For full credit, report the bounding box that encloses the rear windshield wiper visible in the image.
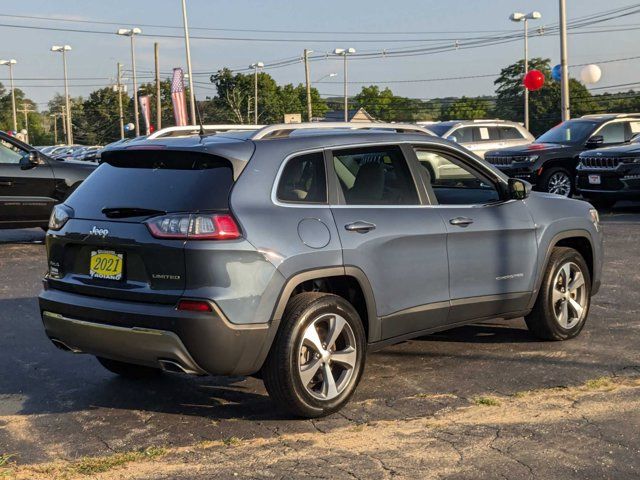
[101,207,166,219]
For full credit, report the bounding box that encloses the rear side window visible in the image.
[473,127,500,141]
[332,145,419,205]
[598,122,627,143]
[68,150,234,218]
[277,152,327,203]
[499,126,524,140]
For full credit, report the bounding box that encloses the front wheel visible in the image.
[525,247,591,340]
[262,292,366,418]
[540,167,573,197]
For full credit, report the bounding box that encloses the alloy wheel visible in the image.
[548,171,572,196]
[552,261,587,329]
[297,313,357,401]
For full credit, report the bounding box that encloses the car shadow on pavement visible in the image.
[416,322,537,344]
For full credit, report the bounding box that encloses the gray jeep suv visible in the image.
[39,123,603,418]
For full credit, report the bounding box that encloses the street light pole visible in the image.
[559,0,570,121]
[117,62,125,139]
[510,11,541,131]
[50,114,58,144]
[304,49,313,121]
[249,62,264,124]
[0,59,18,132]
[117,28,142,136]
[51,45,73,144]
[333,48,356,122]
[181,0,197,125]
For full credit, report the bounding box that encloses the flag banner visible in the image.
[171,68,188,126]
[139,95,152,135]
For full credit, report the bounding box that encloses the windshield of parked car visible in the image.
[429,123,456,137]
[535,120,598,145]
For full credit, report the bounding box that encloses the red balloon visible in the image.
[524,69,545,91]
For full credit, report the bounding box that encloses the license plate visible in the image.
[90,250,124,280]
[588,174,601,185]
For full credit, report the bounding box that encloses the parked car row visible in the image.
[427,113,640,206]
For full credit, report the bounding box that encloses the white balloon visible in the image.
[581,64,602,84]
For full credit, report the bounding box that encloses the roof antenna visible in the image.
[194,95,205,138]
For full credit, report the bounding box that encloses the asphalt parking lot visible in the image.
[1,204,640,479]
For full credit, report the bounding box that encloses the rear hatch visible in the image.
[46,148,235,304]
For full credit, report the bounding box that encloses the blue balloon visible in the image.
[551,64,562,81]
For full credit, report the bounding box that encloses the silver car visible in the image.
[39,122,603,418]
[428,120,534,158]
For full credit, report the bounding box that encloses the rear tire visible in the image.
[540,167,573,197]
[97,357,163,379]
[262,292,366,418]
[525,247,591,341]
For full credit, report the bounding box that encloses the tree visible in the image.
[494,57,596,136]
[439,96,493,121]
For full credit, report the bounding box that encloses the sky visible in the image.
[2,0,640,109]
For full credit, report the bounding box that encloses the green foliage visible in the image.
[440,96,493,121]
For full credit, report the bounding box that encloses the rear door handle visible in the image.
[345,221,376,233]
[0,181,12,186]
[449,217,474,227]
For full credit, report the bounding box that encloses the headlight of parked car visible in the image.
[48,204,73,231]
[526,155,539,162]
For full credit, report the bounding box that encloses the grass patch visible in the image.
[584,377,615,390]
[0,455,14,468]
[222,436,242,447]
[473,396,501,407]
[69,446,165,476]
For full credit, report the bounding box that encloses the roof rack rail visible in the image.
[249,122,435,140]
[580,113,640,119]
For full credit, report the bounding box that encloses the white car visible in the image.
[428,120,534,158]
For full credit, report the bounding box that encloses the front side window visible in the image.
[277,152,327,203]
[0,140,25,165]
[415,148,500,205]
[499,126,525,140]
[452,127,474,143]
[597,122,627,144]
[332,146,419,205]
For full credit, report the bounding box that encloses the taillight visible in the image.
[145,213,241,240]
[176,299,212,312]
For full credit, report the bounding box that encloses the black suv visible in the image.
[485,114,640,197]
[0,131,96,229]
[576,139,640,208]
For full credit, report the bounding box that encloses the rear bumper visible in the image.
[39,288,272,376]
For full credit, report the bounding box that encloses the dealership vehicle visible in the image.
[576,138,640,208]
[72,146,102,162]
[39,122,603,417]
[0,131,97,229]
[52,145,85,160]
[428,119,534,158]
[485,113,640,196]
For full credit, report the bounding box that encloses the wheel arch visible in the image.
[528,229,595,310]
[254,266,379,374]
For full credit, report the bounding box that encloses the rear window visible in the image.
[67,150,234,218]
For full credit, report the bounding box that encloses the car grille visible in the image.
[486,155,529,166]
[580,156,629,169]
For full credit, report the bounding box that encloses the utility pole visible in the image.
[50,114,58,144]
[19,104,34,144]
[154,42,162,130]
[304,49,313,121]
[61,106,68,143]
[117,62,125,139]
[51,45,73,144]
[559,0,570,121]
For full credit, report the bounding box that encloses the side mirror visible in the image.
[586,135,604,148]
[446,135,458,143]
[508,178,532,200]
[19,151,39,170]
